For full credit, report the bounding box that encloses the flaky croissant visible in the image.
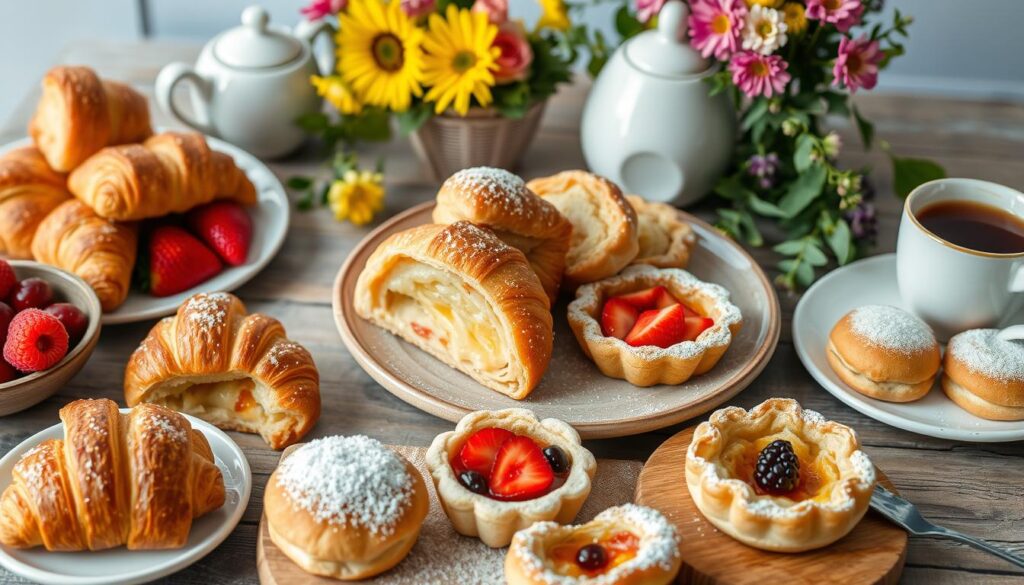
[0,147,71,259]
[68,132,257,221]
[0,399,225,551]
[124,292,321,449]
[29,66,153,173]
[31,199,137,312]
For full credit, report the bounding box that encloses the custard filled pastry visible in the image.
[0,147,71,259]
[433,166,572,303]
[527,171,638,289]
[29,66,153,172]
[68,132,257,221]
[355,221,553,399]
[626,195,696,270]
[31,199,137,312]
[0,398,225,551]
[124,292,320,449]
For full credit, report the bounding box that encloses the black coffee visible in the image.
[917,200,1024,254]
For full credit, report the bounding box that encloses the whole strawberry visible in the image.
[149,225,223,297]
[0,259,15,300]
[3,308,69,373]
[187,201,253,266]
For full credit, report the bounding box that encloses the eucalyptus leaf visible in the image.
[892,156,947,198]
[772,240,806,255]
[827,218,853,264]
[793,134,816,172]
[742,100,770,131]
[748,195,786,218]
[803,243,828,266]
[714,175,753,201]
[779,165,826,218]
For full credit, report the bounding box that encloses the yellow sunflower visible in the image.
[537,0,570,31]
[782,2,807,35]
[338,0,424,113]
[311,75,363,115]
[328,169,385,225]
[422,5,500,116]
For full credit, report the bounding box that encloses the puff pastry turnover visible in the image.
[124,292,320,449]
[527,171,638,288]
[433,167,572,303]
[626,195,696,270]
[354,221,553,400]
[0,147,71,259]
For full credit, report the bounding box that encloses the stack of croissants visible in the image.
[0,65,256,312]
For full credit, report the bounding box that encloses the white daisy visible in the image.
[742,5,788,55]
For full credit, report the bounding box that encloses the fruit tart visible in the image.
[506,504,681,585]
[567,265,742,386]
[425,408,597,548]
[685,398,876,552]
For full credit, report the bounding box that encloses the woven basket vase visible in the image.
[410,101,547,181]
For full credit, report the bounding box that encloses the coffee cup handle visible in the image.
[1012,263,1024,293]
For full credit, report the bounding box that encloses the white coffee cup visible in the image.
[897,178,1024,341]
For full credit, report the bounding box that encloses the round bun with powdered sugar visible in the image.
[943,329,1024,421]
[826,304,940,403]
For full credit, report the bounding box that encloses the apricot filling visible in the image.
[548,529,641,576]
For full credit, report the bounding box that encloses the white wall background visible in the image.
[2,0,1023,127]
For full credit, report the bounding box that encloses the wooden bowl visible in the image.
[0,261,102,416]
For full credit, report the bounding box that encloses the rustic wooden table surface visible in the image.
[1,41,1022,585]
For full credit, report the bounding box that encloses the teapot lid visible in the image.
[214,5,302,69]
[624,1,708,77]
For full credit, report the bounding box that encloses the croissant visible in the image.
[31,199,137,312]
[0,147,71,259]
[67,132,257,221]
[29,66,153,173]
[124,292,321,449]
[0,398,225,551]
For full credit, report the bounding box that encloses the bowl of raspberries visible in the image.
[0,258,102,415]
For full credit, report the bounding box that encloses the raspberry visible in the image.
[2,309,69,373]
[754,439,800,494]
[0,259,15,300]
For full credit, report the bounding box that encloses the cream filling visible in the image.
[147,374,288,433]
[543,187,611,266]
[828,343,918,391]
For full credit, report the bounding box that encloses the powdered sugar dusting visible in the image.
[849,305,935,353]
[276,436,413,535]
[439,221,514,256]
[447,167,533,216]
[184,292,233,329]
[948,328,1024,381]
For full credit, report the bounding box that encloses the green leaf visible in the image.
[827,218,853,264]
[773,240,806,255]
[714,175,754,201]
[286,176,313,191]
[778,165,827,218]
[748,195,786,218]
[852,105,874,149]
[614,6,644,39]
[891,156,946,198]
[741,100,770,132]
[396,103,433,135]
[795,260,815,287]
[793,134,816,173]
[346,109,392,142]
[737,209,763,247]
[823,91,850,116]
[295,112,330,132]
[296,189,315,211]
[803,243,828,267]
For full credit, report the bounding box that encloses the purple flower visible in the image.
[748,153,780,189]
[846,202,877,240]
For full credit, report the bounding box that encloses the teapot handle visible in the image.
[295,19,336,77]
[155,62,215,135]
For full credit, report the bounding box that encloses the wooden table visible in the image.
[1,41,1022,585]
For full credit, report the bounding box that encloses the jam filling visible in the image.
[549,530,640,576]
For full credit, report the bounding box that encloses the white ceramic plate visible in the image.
[0,134,290,325]
[793,253,1024,442]
[0,411,252,585]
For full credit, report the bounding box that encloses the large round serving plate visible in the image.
[333,202,781,439]
[0,410,252,585]
[0,134,290,325]
[794,253,1024,442]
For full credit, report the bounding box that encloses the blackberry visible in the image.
[753,439,800,494]
[543,446,569,474]
[458,470,488,495]
[575,544,608,571]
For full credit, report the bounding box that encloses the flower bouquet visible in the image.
[589,0,945,288]
[291,0,582,224]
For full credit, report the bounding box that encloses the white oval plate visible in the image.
[793,253,1024,442]
[0,134,290,325]
[0,410,252,585]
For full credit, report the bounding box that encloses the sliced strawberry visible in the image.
[615,286,679,311]
[187,201,253,266]
[601,298,638,339]
[458,428,513,476]
[682,316,715,341]
[149,226,223,297]
[680,303,699,318]
[624,304,688,348]
[489,435,554,500]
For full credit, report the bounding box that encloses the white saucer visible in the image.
[793,253,1024,442]
[0,410,252,585]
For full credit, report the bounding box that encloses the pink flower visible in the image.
[806,0,863,32]
[688,0,747,61]
[300,0,346,20]
[728,51,791,98]
[493,21,534,84]
[401,0,436,18]
[635,0,666,24]
[832,35,882,92]
[471,0,508,24]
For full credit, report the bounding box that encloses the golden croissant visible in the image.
[68,131,257,221]
[0,399,225,551]
[29,66,153,173]
[0,147,71,259]
[124,292,321,449]
[31,199,137,312]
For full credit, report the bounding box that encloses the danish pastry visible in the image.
[942,329,1024,420]
[626,195,696,269]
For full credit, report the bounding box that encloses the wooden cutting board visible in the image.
[257,444,644,584]
[634,426,907,585]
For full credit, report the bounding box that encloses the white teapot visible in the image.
[581,0,735,206]
[156,5,334,159]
